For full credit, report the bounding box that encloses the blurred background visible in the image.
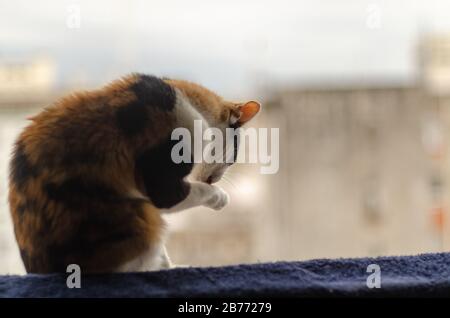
[2,0,450,274]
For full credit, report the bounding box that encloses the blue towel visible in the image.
[1,252,450,297]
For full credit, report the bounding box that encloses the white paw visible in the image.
[204,185,230,211]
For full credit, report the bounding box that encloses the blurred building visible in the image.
[0,56,55,95]
[263,86,439,260]
[0,56,59,111]
[420,34,450,96]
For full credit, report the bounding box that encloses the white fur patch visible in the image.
[115,238,172,272]
[230,113,240,125]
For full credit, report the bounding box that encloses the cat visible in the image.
[8,74,260,273]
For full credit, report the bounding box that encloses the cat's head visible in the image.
[165,79,261,184]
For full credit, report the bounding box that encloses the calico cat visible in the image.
[8,74,260,273]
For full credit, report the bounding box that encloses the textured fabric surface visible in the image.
[1,253,450,297]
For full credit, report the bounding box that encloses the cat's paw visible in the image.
[204,185,229,211]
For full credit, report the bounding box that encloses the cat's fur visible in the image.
[8,74,260,273]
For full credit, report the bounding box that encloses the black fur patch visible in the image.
[45,178,119,208]
[17,204,27,217]
[117,74,176,136]
[10,142,38,189]
[116,100,149,136]
[130,74,176,111]
[136,137,193,208]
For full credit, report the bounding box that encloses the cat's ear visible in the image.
[233,101,261,125]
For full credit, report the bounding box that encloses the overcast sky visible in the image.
[1,0,450,97]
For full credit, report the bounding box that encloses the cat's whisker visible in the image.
[227,177,238,189]
[225,170,251,179]
[223,170,236,181]
[221,174,232,185]
[221,175,237,190]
